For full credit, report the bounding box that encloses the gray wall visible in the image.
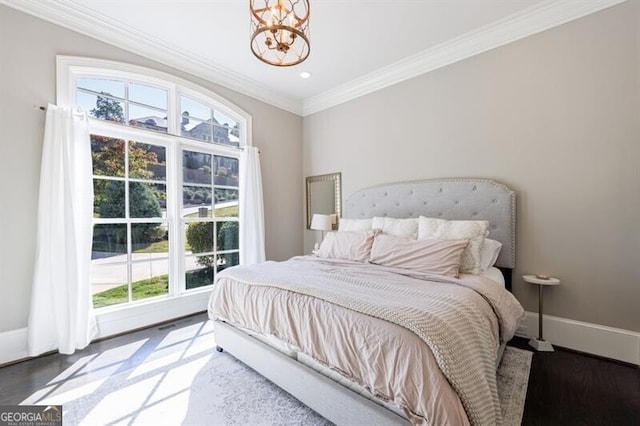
[0,5,303,333]
[303,1,640,331]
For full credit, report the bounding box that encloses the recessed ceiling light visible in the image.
[300,71,312,79]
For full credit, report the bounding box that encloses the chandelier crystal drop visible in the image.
[250,0,310,67]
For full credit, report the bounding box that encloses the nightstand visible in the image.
[523,274,560,352]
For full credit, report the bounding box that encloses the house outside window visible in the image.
[58,57,251,310]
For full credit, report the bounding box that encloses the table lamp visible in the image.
[310,213,332,248]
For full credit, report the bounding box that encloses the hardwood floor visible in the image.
[1,314,638,425]
[509,337,639,426]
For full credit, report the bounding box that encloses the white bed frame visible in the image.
[215,178,517,425]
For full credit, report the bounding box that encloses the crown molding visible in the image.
[302,0,628,116]
[0,0,303,115]
[1,0,627,117]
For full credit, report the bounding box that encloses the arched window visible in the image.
[57,56,251,310]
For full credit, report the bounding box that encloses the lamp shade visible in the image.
[310,214,332,231]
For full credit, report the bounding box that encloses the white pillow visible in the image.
[371,217,418,239]
[317,229,380,262]
[479,238,502,271]
[418,216,489,274]
[338,218,373,232]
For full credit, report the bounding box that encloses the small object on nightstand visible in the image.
[523,274,560,352]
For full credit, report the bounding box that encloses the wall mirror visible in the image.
[306,172,342,229]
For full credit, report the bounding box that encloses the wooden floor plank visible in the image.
[509,337,639,426]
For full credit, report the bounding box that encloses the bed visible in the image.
[208,178,524,426]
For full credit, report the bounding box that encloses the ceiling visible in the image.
[0,0,625,115]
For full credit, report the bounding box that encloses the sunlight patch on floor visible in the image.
[80,374,164,424]
[18,316,219,425]
[23,377,111,407]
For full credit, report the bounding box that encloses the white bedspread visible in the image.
[209,256,524,425]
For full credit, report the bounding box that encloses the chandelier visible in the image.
[250,0,310,67]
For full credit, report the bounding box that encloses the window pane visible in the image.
[214,188,239,217]
[129,182,166,218]
[213,125,237,146]
[217,252,239,272]
[92,224,127,257]
[129,104,168,133]
[92,263,129,308]
[183,118,213,143]
[185,256,214,290]
[213,110,238,130]
[131,223,168,260]
[183,151,212,184]
[131,259,169,302]
[180,96,211,121]
[76,92,99,117]
[185,222,214,254]
[213,111,240,147]
[217,221,239,251]
[77,78,125,99]
[213,156,239,186]
[214,204,237,218]
[81,92,126,123]
[183,186,212,217]
[91,136,125,177]
[129,83,167,110]
[228,123,240,145]
[94,180,125,218]
[129,142,166,181]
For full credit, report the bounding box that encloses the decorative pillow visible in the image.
[338,218,373,232]
[418,216,489,274]
[371,217,419,239]
[317,229,381,262]
[479,238,502,271]
[369,233,469,277]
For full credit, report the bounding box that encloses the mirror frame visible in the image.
[306,172,342,230]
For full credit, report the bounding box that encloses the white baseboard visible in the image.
[0,291,210,366]
[516,311,640,365]
[0,327,28,365]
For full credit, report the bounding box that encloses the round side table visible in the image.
[523,274,560,352]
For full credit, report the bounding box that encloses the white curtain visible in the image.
[239,146,266,265]
[27,104,97,356]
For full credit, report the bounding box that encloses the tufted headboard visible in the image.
[344,178,516,282]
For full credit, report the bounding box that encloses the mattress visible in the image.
[479,266,506,287]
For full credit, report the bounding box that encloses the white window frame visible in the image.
[56,56,252,337]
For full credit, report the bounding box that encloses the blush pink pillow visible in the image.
[317,229,381,262]
[369,233,469,277]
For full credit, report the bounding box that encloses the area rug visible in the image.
[498,346,533,425]
[40,342,532,425]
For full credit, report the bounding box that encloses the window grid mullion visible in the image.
[125,139,132,303]
[77,87,125,102]
[167,135,182,296]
